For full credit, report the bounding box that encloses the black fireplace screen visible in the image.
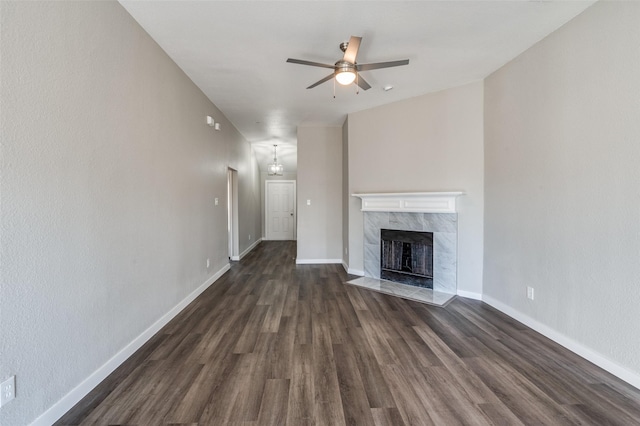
[380,229,433,288]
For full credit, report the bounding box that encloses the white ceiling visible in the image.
[119,0,594,173]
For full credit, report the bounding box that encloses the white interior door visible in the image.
[265,180,296,240]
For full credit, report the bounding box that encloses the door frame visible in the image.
[265,180,297,241]
[228,168,240,260]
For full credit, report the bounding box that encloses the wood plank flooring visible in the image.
[56,241,640,425]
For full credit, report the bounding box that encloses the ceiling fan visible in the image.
[286,36,409,90]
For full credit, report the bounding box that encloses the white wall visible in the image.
[296,126,343,262]
[346,82,485,295]
[235,149,262,256]
[0,2,261,424]
[484,1,640,381]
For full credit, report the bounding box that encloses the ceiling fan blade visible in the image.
[286,58,335,69]
[355,74,371,91]
[342,36,362,64]
[356,59,410,71]
[306,73,335,89]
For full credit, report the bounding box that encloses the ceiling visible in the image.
[119,0,594,173]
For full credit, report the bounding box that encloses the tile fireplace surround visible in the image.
[350,192,463,306]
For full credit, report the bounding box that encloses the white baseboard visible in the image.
[340,262,365,277]
[239,238,261,260]
[348,268,365,276]
[230,238,262,261]
[295,258,343,265]
[31,264,231,426]
[456,289,482,300]
[482,294,640,391]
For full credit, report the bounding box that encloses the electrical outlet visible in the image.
[345,247,348,255]
[248,234,251,240]
[1,375,15,407]
[206,258,210,268]
[527,286,535,300]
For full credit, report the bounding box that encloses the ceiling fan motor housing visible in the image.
[335,60,356,72]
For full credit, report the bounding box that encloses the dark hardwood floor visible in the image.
[57,241,640,425]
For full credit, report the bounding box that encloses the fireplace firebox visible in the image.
[380,229,433,288]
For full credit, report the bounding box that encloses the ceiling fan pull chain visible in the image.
[333,76,336,99]
[356,72,360,95]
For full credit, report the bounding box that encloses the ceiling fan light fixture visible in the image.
[335,62,357,85]
[287,36,409,92]
[336,69,356,85]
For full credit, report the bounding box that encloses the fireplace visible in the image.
[380,229,433,288]
[352,192,463,298]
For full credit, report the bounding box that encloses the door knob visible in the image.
[290,213,294,216]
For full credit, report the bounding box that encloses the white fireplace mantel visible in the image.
[352,192,464,213]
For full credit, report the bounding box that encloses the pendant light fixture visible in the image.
[267,144,284,176]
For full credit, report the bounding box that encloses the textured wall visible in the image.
[0,2,260,424]
[347,82,485,295]
[484,1,640,377]
[296,126,343,261]
[236,149,262,256]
